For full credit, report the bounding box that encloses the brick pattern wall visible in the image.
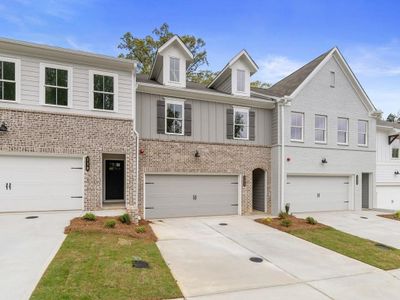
[138,139,272,217]
[0,107,138,212]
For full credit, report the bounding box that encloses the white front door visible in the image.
[0,155,83,212]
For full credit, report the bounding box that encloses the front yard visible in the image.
[257,215,400,270]
[31,216,182,300]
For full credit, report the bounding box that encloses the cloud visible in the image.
[65,37,93,52]
[256,55,303,84]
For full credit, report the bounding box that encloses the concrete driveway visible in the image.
[296,210,400,248]
[151,215,400,299]
[0,211,80,300]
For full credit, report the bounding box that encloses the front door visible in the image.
[105,160,124,202]
[362,173,370,209]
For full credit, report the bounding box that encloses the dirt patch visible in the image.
[378,214,400,221]
[65,217,157,241]
[256,215,328,232]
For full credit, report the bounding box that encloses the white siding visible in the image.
[376,128,400,185]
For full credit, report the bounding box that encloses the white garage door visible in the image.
[145,174,239,219]
[377,186,400,210]
[0,155,83,212]
[286,176,350,213]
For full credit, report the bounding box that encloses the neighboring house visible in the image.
[136,36,275,218]
[0,38,138,215]
[376,120,400,209]
[256,48,381,214]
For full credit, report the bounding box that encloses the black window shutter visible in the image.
[157,100,165,134]
[227,108,234,139]
[184,103,192,136]
[249,110,256,141]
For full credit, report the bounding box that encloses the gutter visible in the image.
[131,68,140,222]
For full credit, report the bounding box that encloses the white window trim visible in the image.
[0,56,21,103]
[88,70,118,113]
[169,56,180,83]
[315,114,327,144]
[357,120,368,147]
[337,117,349,145]
[237,69,246,93]
[39,62,73,108]
[290,112,304,142]
[233,106,250,140]
[165,98,185,135]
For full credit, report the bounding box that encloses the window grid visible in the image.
[169,57,180,82]
[165,101,184,135]
[358,120,368,146]
[44,67,68,106]
[392,140,400,159]
[290,112,304,141]
[237,70,245,92]
[315,115,327,143]
[233,108,249,140]
[93,74,114,111]
[337,118,349,144]
[0,61,16,101]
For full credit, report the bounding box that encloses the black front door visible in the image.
[105,160,124,201]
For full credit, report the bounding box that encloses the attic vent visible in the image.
[330,71,335,88]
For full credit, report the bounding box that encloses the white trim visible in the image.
[88,70,118,112]
[236,69,246,92]
[158,35,194,60]
[0,56,21,102]
[165,98,185,135]
[357,119,368,147]
[233,107,250,140]
[337,117,349,145]
[39,62,73,108]
[168,56,180,83]
[315,114,327,144]
[290,111,304,142]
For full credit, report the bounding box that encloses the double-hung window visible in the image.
[315,115,327,143]
[169,57,180,82]
[392,139,400,159]
[42,64,71,107]
[237,69,245,92]
[290,112,304,141]
[337,117,349,144]
[0,58,19,101]
[233,107,249,139]
[358,120,368,146]
[91,72,117,111]
[165,100,184,135]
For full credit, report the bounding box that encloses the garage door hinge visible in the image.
[231,204,238,207]
[145,206,154,210]
[146,182,155,185]
[231,182,238,184]
[71,167,83,170]
[71,196,83,199]
[344,182,349,184]
[344,201,349,203]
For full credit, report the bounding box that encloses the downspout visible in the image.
[131,65,140,222]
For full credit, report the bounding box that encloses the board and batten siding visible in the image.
[376,129,400,184]
[0,51,133,118]
[136,92,272,145]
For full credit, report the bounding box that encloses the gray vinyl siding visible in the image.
[218,77,232,94]
[0,51,133,118]
[136,92,272,146]
[271,106,279,145]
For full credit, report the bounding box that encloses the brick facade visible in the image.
[138,139,272,217]
[0,107,138,213]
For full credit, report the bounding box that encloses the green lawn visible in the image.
[31,232,182,300]
[290,227,400,270]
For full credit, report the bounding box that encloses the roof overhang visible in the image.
[137,82,275,109]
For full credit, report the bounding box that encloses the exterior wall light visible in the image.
[85,156,90,172]
[194,150,200,158]
[0,122,8,132]
[321,158,328,164]
[395,170,400,176]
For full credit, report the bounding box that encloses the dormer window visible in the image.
[237,69,245,92]
[169,57,180,82]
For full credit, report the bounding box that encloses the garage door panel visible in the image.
[286,176,349,213]
[377,186,400,210]
[145,175,238,219]
[0,156,83,212]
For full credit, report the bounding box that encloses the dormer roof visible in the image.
[208,49,258,88]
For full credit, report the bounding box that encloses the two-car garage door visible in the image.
[286,175,350,213]
[145,174,239,219]
[0,155,83,212]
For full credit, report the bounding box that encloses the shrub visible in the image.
[119,213,131,225]
[263,217,272,223]
[104,219,116,228]
[306,216,317,225]
[280,219,292,227]
[278,211,289,219]
[395,211,400,219]
[82,212,96,221]
[135,226,146,233]
[285,203,290,214]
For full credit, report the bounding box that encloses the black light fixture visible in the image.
[321,158,328,164]
[395,170,400,176]
[194,150,200,158]
[0,122,8,132]
[85,156,90,172]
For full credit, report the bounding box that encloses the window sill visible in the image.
[357,144,368,148]
[164,132,184,136]
[0,99,19,103]
[41,103,71,109]
[315,141,327,145]
[91,108,117,113]
[290,139,304,143]
[337,143,349,146]
[233,138,250,141]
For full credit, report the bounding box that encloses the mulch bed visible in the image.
[378,214,400,221]
[65,216,157,241]
[256,215,328,232]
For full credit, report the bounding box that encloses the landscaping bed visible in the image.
[256,214,400,270]
[378,213,400,221]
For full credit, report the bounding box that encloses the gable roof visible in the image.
[208,49,258,89]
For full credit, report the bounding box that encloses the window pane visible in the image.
[358,133,366,145]
[57,69,68,87]
[174,119,182,134]
[315,115,326,129]
[3,82,15,100]
[3,62,15,81]
[167,104,175,118]
[104,76,114,93]
[237,70,245,92]
[170,58,179,82]
[291,127,302,140]
[45,86,57,104]
[57,88,68,106]
[235,111,248,125]
[104,94,114,110]
[174,104,182,118]
[291,113,303,127]
[0,62,2,80]
[393,148,399,158]
[315,129,325,142]
[338,118,348,131]
[45,68,56,86]
[94,75,103,91]
[166,118,174,133]
[358,120,367,133]
[338,131,347,143]
[94,92,104,109]
[0,82,2,99]
[234,125,248,139]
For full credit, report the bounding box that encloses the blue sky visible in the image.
[0,0,399,116]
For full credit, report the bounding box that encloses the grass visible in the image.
[30,232,182,300]
[291,227,400,270]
